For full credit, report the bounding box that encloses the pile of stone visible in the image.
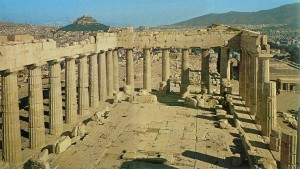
[215,105,230,129]
[27,122,87,169]
[281,112,298,129]
[184,94,220,109]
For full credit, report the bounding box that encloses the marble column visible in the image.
[65,57,77,124]
[281,131,298,169]
[126,48,134,92]
[256,55,271,125]
[220,47,230,80]
[201,48,210,94]
[162,48,170,93]
[239,50,246,99]
[250,55,258,116]
[113,49,120,92]
[89,53,99,108]
[106,49,114,97]
[181,48,189,95]
[78,55,89,115]
[245,53,251,106]
[28,65,45,149]
[162,48,170,81]
[261,81,276,137]
[98,51,107,101]
[143,48,151,92]
[1,72,22,164]
[297,109,300,169]
[49,61,63,135]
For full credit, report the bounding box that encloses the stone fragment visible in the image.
[38,149,48,162]
[55,136,71,154]
[231,154,243,167]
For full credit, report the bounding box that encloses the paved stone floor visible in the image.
[53,99,248,169]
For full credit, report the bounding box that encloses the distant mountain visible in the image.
[58,15,110,32]
[172,3,300,27]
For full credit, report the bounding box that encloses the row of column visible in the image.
[125,48,171,93]
[0,49,120,165]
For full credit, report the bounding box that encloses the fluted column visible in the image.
[106,49,114,97]
[250,55,258,116]
[297,111,300,169]
[281,132,297,169]
[201,48,210,94]
[180,48,189,95]
[78,55,89,115]
[220,47,230,80]
[65,57,77,124]
[113,49,120,92]
[28,65,45,149]
[162,48,170,93]
[89,53,99,108]
[256,55,271,125]
[126,48,134,92]
[239,50,246,99]
[98,51,107,101]
[143,48,151,92]
[1,72,22,164]
[49,61,63,135]
[162,48,170,81]
[261,81,277,136]
[245,53,251,106]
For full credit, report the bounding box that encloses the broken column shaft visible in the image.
[201,48,210,94]
[256,55,270,125]
[180,48,189,96]
[281,132,298,169]
[261,81,276,136]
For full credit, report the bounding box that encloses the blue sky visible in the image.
[0,0,299,27]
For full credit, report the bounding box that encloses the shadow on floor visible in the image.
[119,158,178,169]
[182,150,229,168]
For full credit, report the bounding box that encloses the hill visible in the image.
[172,3,300,27]
[58,15,110,32]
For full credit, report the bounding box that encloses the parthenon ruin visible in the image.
[0,24,299,168]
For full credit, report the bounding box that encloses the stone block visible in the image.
[269,137,281,152]
[114,92,126,103]
[38,149,48,162]
[55,136,71,154]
